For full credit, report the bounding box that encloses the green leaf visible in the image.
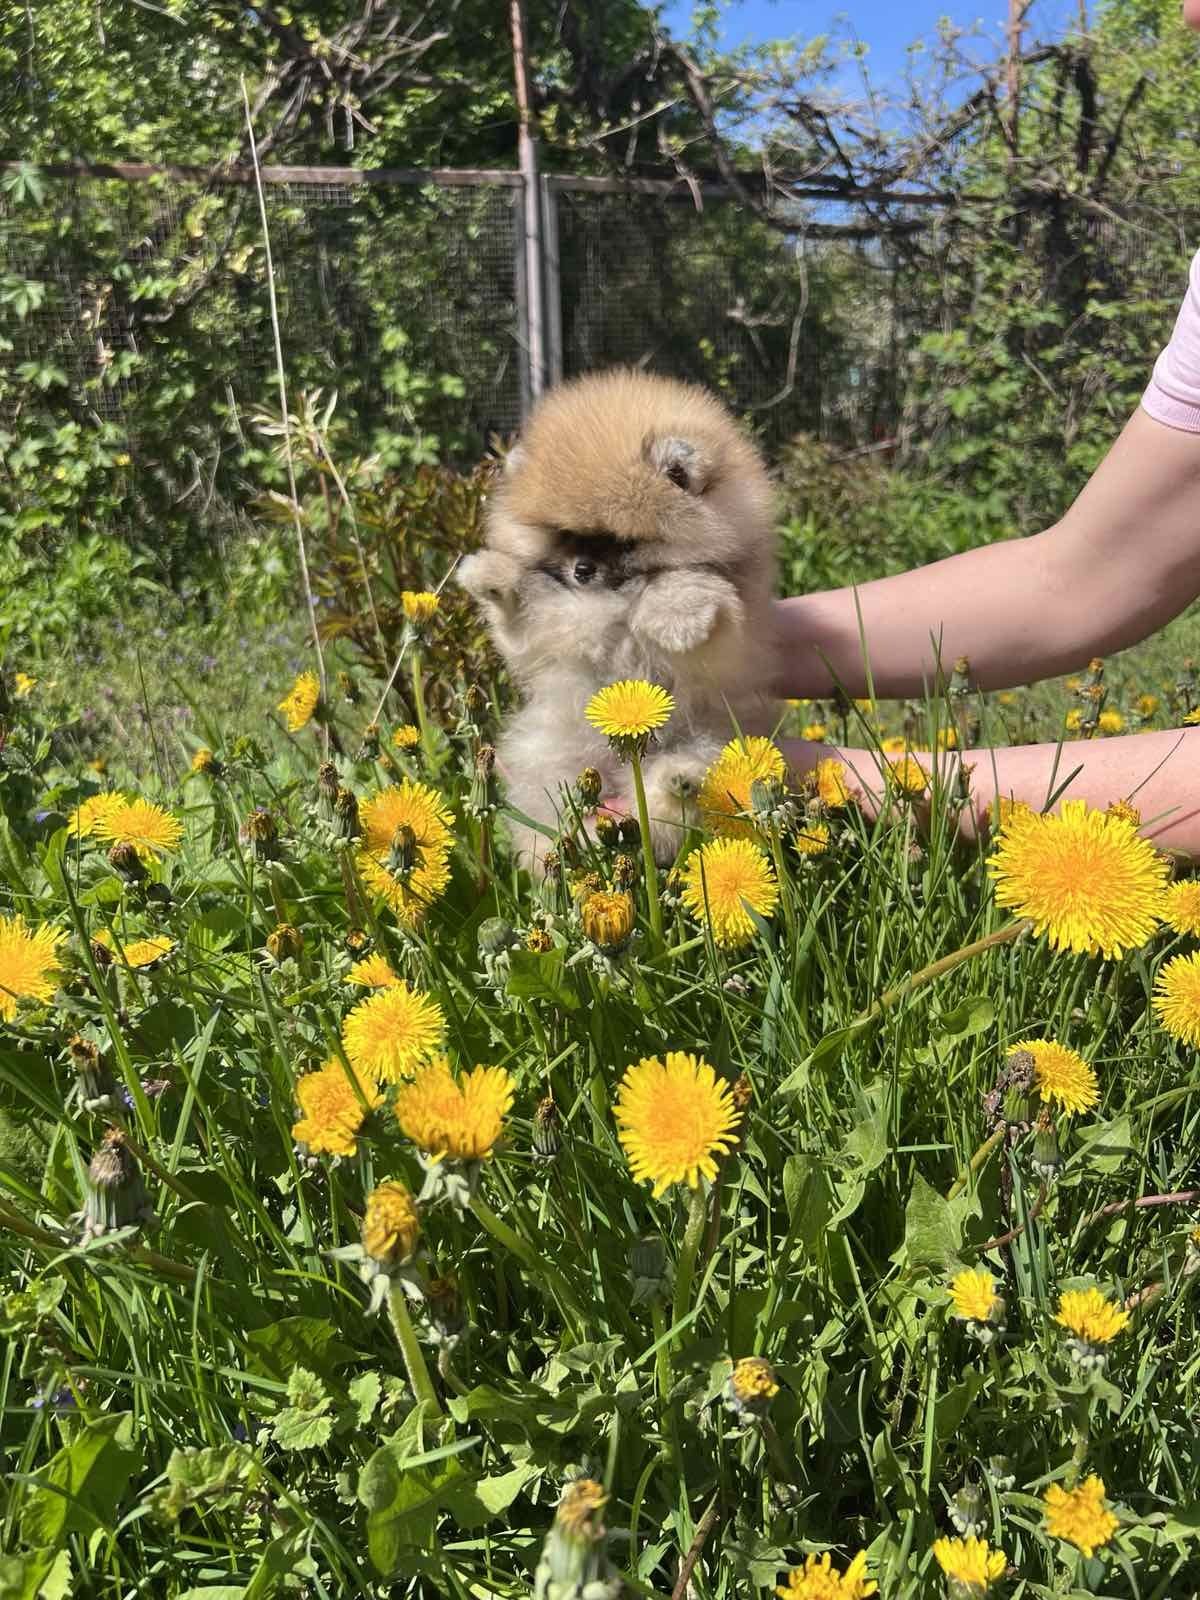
[148,1444,262,1523]
[349,1372,382,1428]
[894,1174,972,1275]
[271,1408,334,1452]
[781,1153,831,1260]
[443,1463,540,1530]
[0,1550,70,1600]
[1074,1113,1134,1175]
[504,948,579,1010]
[245,1317,355,1381]
[20,1413,142,1547]
[358,1438,479,1575]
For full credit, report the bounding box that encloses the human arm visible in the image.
[779,726,1200,855]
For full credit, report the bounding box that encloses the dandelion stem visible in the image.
[671,1182,710,1342]
[650,1299,673,1405]
[386,1283,443,1416]
[409,646,435,764]
[948,1126,1006,1200]
[629,753,663,942]
[872,919,1031,1018]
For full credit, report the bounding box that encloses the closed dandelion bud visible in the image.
[526,926,554,954]
[581,891,634,953]
[361,1181,420,1271]
[476,743,496,779]
[629,1233,670,1304]
[534,1480,621,1600]
[532,1096,562,1162]
[337,670,360,705]
[464,682,487,721]
[266,923,304,964]
[68,1033,115,1110]
[987,1456,1016,1492]
[575,768,603,808]
[725,1355,780,1418]
[90,937,114,971]
[948,1480,988,1538]
[570,870,605,903]
[478,917,517,958]
[333,787,361,842]
[950,655,972,698]
[617,815,640,850]
[749,773,786,823]
[316,762,340,818]
[79,1127,154,1241]
[593,815,620,849]
[542,848,562,881]
[426,1273,465,1342]
[1030,1114,1062,1182]
[230,735,266,769]
[611,853,638,889]
[467,743,496,819]
[345,927,371,956]
[387,823,418,879]
[108,840,146,883]
[242,807,279,861]
[357,722,381,761]
[998,1047,1035,1128]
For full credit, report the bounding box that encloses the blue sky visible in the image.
[661,0,1082,91]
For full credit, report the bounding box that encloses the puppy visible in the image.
[459,369,780,867]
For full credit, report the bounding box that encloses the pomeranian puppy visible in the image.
[458,368,780,867]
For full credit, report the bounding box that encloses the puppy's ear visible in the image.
[457,549,524,615]
[630,568,743,655]
[642,432,712,495]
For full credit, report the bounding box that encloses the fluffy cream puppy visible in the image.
[459,368,780,866]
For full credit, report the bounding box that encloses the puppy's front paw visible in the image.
[638,753,711,861]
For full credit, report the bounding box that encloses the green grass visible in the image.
[2,616,1199,1599]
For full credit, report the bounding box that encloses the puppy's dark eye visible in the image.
[573,558,597,585]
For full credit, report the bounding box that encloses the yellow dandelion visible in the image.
[1065,708,1083,733]
[997,691,1018,706]
[730,1356,779,1406]
[1185,708,1200,726]
[0,916,65,1021]
[614,1051,742,1197]
[681,836,779,949]
[1013,1038,1099,1115]
[1066,676,1083,693]
[1137,693,1160,718]
[1105,798,1141,828]
[91,796,183,859]
[191,747,218,775]
[801,721,828,741]
[392,724,421,750]
[356,780,454,928]
[697,736,787,838]
[92,929,174,969]
[949,1268,1002,1324]
[341,982,446,1085]
[1043,1476,1119,1558]
[1098,708,1125,736]
[277,670,321,732]
[292,1060,382,1158]
[932,1536,1006,1592]
[347,952,400,988]
[881,734,908,755]
[1163,880,1200,936]
[580,890,635,952]
[362,1180,420,1267]
[794,820,830,857]
[993,796,1037,836]
[814,758,852,810]
[987,799,1167,957]
[585,679,674,755]
[68,791,125,839]
[394,1057,513,1161]
[556,1479,607,1539]
[886,754,927,796]
[14,672,36,697]
[1153,952,1200,1046]
[936,726,958,750]
[1055,1287,1129,1345]
[401,590,440,626]
[776,1551,877,1600]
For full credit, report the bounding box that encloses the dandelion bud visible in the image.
[986,1456,1016,1492]
[525,926,554,954]
[628,1234,671,1304]
[1030,1117,1062,1182]
[266,923,304,964]
[316,762,340,818]
[532,1096,561,1162]
[950,655,972,698]
[241,807,279,862]
[361,1180,420,1271]
[345,927,371,955]
[392,724,421,751]
[230,735,266,769]
[401,590,440,627]
[534,1480,621,1600]
[749,774,786,822]
[617,815,641,850]
[425,1273,465,1342]
[191,747,222,778]
[67,1033,115,1110]
[478,917,517,958]
[386,823,418,879]
[467,743,496,819]
[610,853,637,890]
[542,848,562,881]
[570,870,604,903]
[79,1127,155,1241]
[337,670,360,705]
[581,890,634,954]
[725,1355,780,1418]
[948,1479,987,1538]
[357,723,381,761]
[89,937,114,970]
[575,768,603,808]
[464,682,487,721]
[593,815,620,849]
[333,787,361,842]
[107,841,146,883]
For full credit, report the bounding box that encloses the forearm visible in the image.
[781,726,1200,856]
[775,408,1200,700]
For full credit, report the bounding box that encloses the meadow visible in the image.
[2,444,1200,1600]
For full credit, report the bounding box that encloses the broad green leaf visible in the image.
[893,1174,975,1275]
[504,948,579,1010]
[245,1318,354,1381]
[20,1413,141,1547]
[349,1372,382,1428]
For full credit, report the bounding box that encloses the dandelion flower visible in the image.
[775,1551,876,1600]
[85,796,183,858]
[614,1052,742,1197]
[1055,1287,1129,1345]
[14,672,36,697]
[814,758,852,810]
[698,736,787,838]
[277,670,321,732]
[401,590,440,626]
[362,1180,420,1267]
[793,820,830,857]
[1185,708,1200,727]
[1163,880,1200,936]
[394,1057,513,1161]
[191,747,219,776]
[994,796,1037,835]
[681,837,779,949]
[881,734,908,755]
[1098,709,1124,735]
[92,930,173,969]
[932,1536,1006,1593]
[585,679,674,757]
[342,982,446,1085]
[887,754,928,796]
[937,726,959,750]
[68,792,125,839]
[556,1479,607,1538]
[580,890,635,952]
[1013,1038,1099,1115]
[801,721,827,741]
[727,1356,779,1414]
[1065,708,1083,733]
[347,953,400,988]
[1043,1476,1119,1558]
[293,1060,382,1158]
[392,724,421,750]
[1153,952,1200,1046]
[0,916,64,1021]
[1137,693,1160,718]
[950,1269,1003,1325]
[356,780,454,927]
[987,799,1166,957]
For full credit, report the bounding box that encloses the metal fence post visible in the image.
[541,174,563,388]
